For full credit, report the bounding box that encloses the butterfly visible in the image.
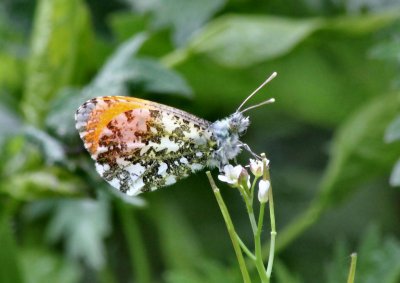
[75,73,276,196]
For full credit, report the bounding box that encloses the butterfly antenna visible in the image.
[236,72,277,112]
[240,98,275,114]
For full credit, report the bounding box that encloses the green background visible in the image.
[1,0,400,282]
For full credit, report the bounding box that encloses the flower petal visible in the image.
[223,164,234,173]
[258,180,270,203]
[249,159,264,177]
[232,165,243,178]
[218,175,229,182]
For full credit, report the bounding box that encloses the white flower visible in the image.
[258,179,270,203]
[218,164,243,187]
[249,159,263,177]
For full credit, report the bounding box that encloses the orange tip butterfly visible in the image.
[75,72,276,195]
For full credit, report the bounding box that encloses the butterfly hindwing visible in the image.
[76,96,214,195]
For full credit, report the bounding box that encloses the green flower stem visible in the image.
[116,202,152,283]
[250,177,259,203]
[237,184,257,235]
[236,233,256,262]
[206,171,251,283]
[247,203,258,236]
[255,202,268,282]
[266,169,276,278]
[347,253,357,283]
[255,152,277,279]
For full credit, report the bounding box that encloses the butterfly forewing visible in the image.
[75,96,215,195]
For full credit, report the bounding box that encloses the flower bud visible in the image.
[249,159,264,177]
[258,180,270,203]
[238,168,250,189]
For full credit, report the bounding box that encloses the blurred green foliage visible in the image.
[1,0,400,282]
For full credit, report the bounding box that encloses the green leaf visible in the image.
[89,32,192,96]
[91,55,193,97]
[23,125,66,165]
[45,88,82,142]
[46,194,111,269]
[0,217,23,283]
[20,248,81,283]
[124,0,225,46]
[165,13,396,127]
[319,94,400,205]
[172,15,320,67]
[46,33,192,142]
[357,227,400,283]
[71,4,110,86]
[369,37,400,61]
[0,3,27,92]
[126,57,193,95]
[0,102,21,147]
[325,11,400,34]
[21,0,91,125]
[0,167,83,200]
[168,11,397,68]
[109,12,149,42]
[0,135,42,176]
[0,53,24,93]
[344,1,400,13]
[123,0,160,14]
[389,158,400,187]
[45,33,149,142]
[384,113,400,143]
[89,32,149,96]
[150,0,226,46]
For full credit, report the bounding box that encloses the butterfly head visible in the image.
[229,112,250,137]
[208,72,277,169]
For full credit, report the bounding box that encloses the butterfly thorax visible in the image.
[208,112,250,169]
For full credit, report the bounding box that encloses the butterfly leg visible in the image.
[241,143,261,160]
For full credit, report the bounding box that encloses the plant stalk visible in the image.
[237,184,258,235]
[266,171,276,278]
[255,202,269,282]
[236,233,256,262]
[347,252,357,283]
[206,171,251,283]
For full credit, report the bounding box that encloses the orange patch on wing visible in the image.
[84,97,150,155]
